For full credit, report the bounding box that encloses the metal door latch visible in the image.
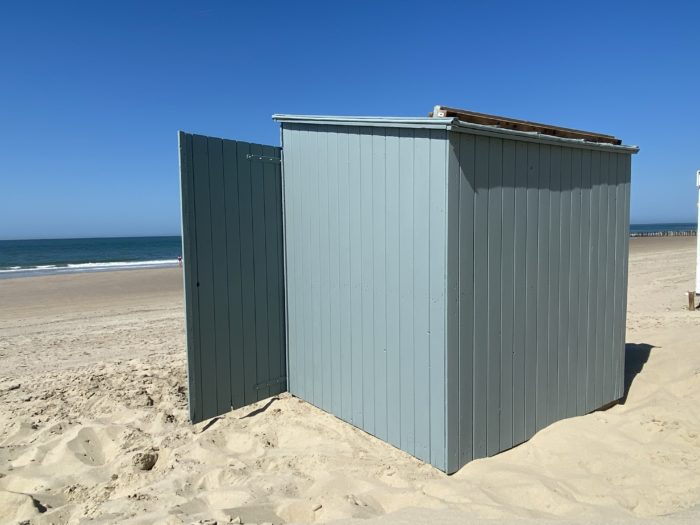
[246,154,281,164]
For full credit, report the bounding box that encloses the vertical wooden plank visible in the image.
[500,139,515,450]
[524,142,539,439]
[262,144,284,397]
[283,128,297,395]
[428,129,447,469]
[311,131,323,407]
[223,139,245,408]
[615,154,631,399]
[604,153,618,403]
[536,144,551,431]
[275,145,287,395]
[385,128,402,447]
[297,129,311,400]
[318,130,332,411]
[446,133,462,471]
[207,137,232,412]
[304,128,315,402]
[547,146,561,426]
[250,143,270,402]
[399,128,415,455]
[237,141,259,406]
[302,129,314,404]
[179,132,203,422]
[512,141,528,444]
[297,127,313,399]
[595,152,609,409]
[292,128,307,400]
[567,148,582,418]
[372,128,388,442]
[458,133,475,465]
[486,137,503,456]
[413,128,431,462]
[328,130,342,415]
[472,135,489,459]
[338,128,353,423]
[192,134,218,419]
[613,154,626,399]
[586,150,601,412]
[299,129,311,402]
[285,128,299,398]
[281,131,292,390]
[558,147,571,420]
[349,127,364,426]
[360,128,375,433]
[578,149,592,414]
[619,155,632,399]
[609,153,619,398]
[599,153,610,401]
[614,154,631,399]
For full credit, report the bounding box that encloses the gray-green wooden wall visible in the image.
[281,123,451,470]
[179,132,286,424]
[445,130,631,472]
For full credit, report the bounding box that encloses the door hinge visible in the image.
[246,154,281,164]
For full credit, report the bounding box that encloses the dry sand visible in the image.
[1,238,700,524]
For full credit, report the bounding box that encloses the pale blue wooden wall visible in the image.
[281,123,451,470]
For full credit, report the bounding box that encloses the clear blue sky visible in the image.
[1,1,698,240]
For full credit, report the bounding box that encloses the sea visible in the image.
[0,224,697,279]
[0,236,182,279]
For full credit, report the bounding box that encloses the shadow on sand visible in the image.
[620,342,654,405]
[241,396,280,419]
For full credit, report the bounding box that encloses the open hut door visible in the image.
[178,132,287,423]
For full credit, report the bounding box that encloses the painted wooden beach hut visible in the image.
[178,106,639,473]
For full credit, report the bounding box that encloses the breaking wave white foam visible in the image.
[0,259,180,278]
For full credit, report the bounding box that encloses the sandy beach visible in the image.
[1,237,700,524]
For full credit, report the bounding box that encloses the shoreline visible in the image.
[1,235,695,282]
[0,260,180,280]
[1,235,695,281]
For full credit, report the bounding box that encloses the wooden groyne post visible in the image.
[630,230,696,238]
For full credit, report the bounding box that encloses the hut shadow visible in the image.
[241,396,279,419]
[620,343,654,405]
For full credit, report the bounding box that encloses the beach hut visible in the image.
[178,106,639,473]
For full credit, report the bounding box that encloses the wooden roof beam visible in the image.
[430,105,622,146]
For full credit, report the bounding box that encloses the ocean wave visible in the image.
[0,259,180,276]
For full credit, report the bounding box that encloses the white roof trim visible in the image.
[272,114,639,153]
